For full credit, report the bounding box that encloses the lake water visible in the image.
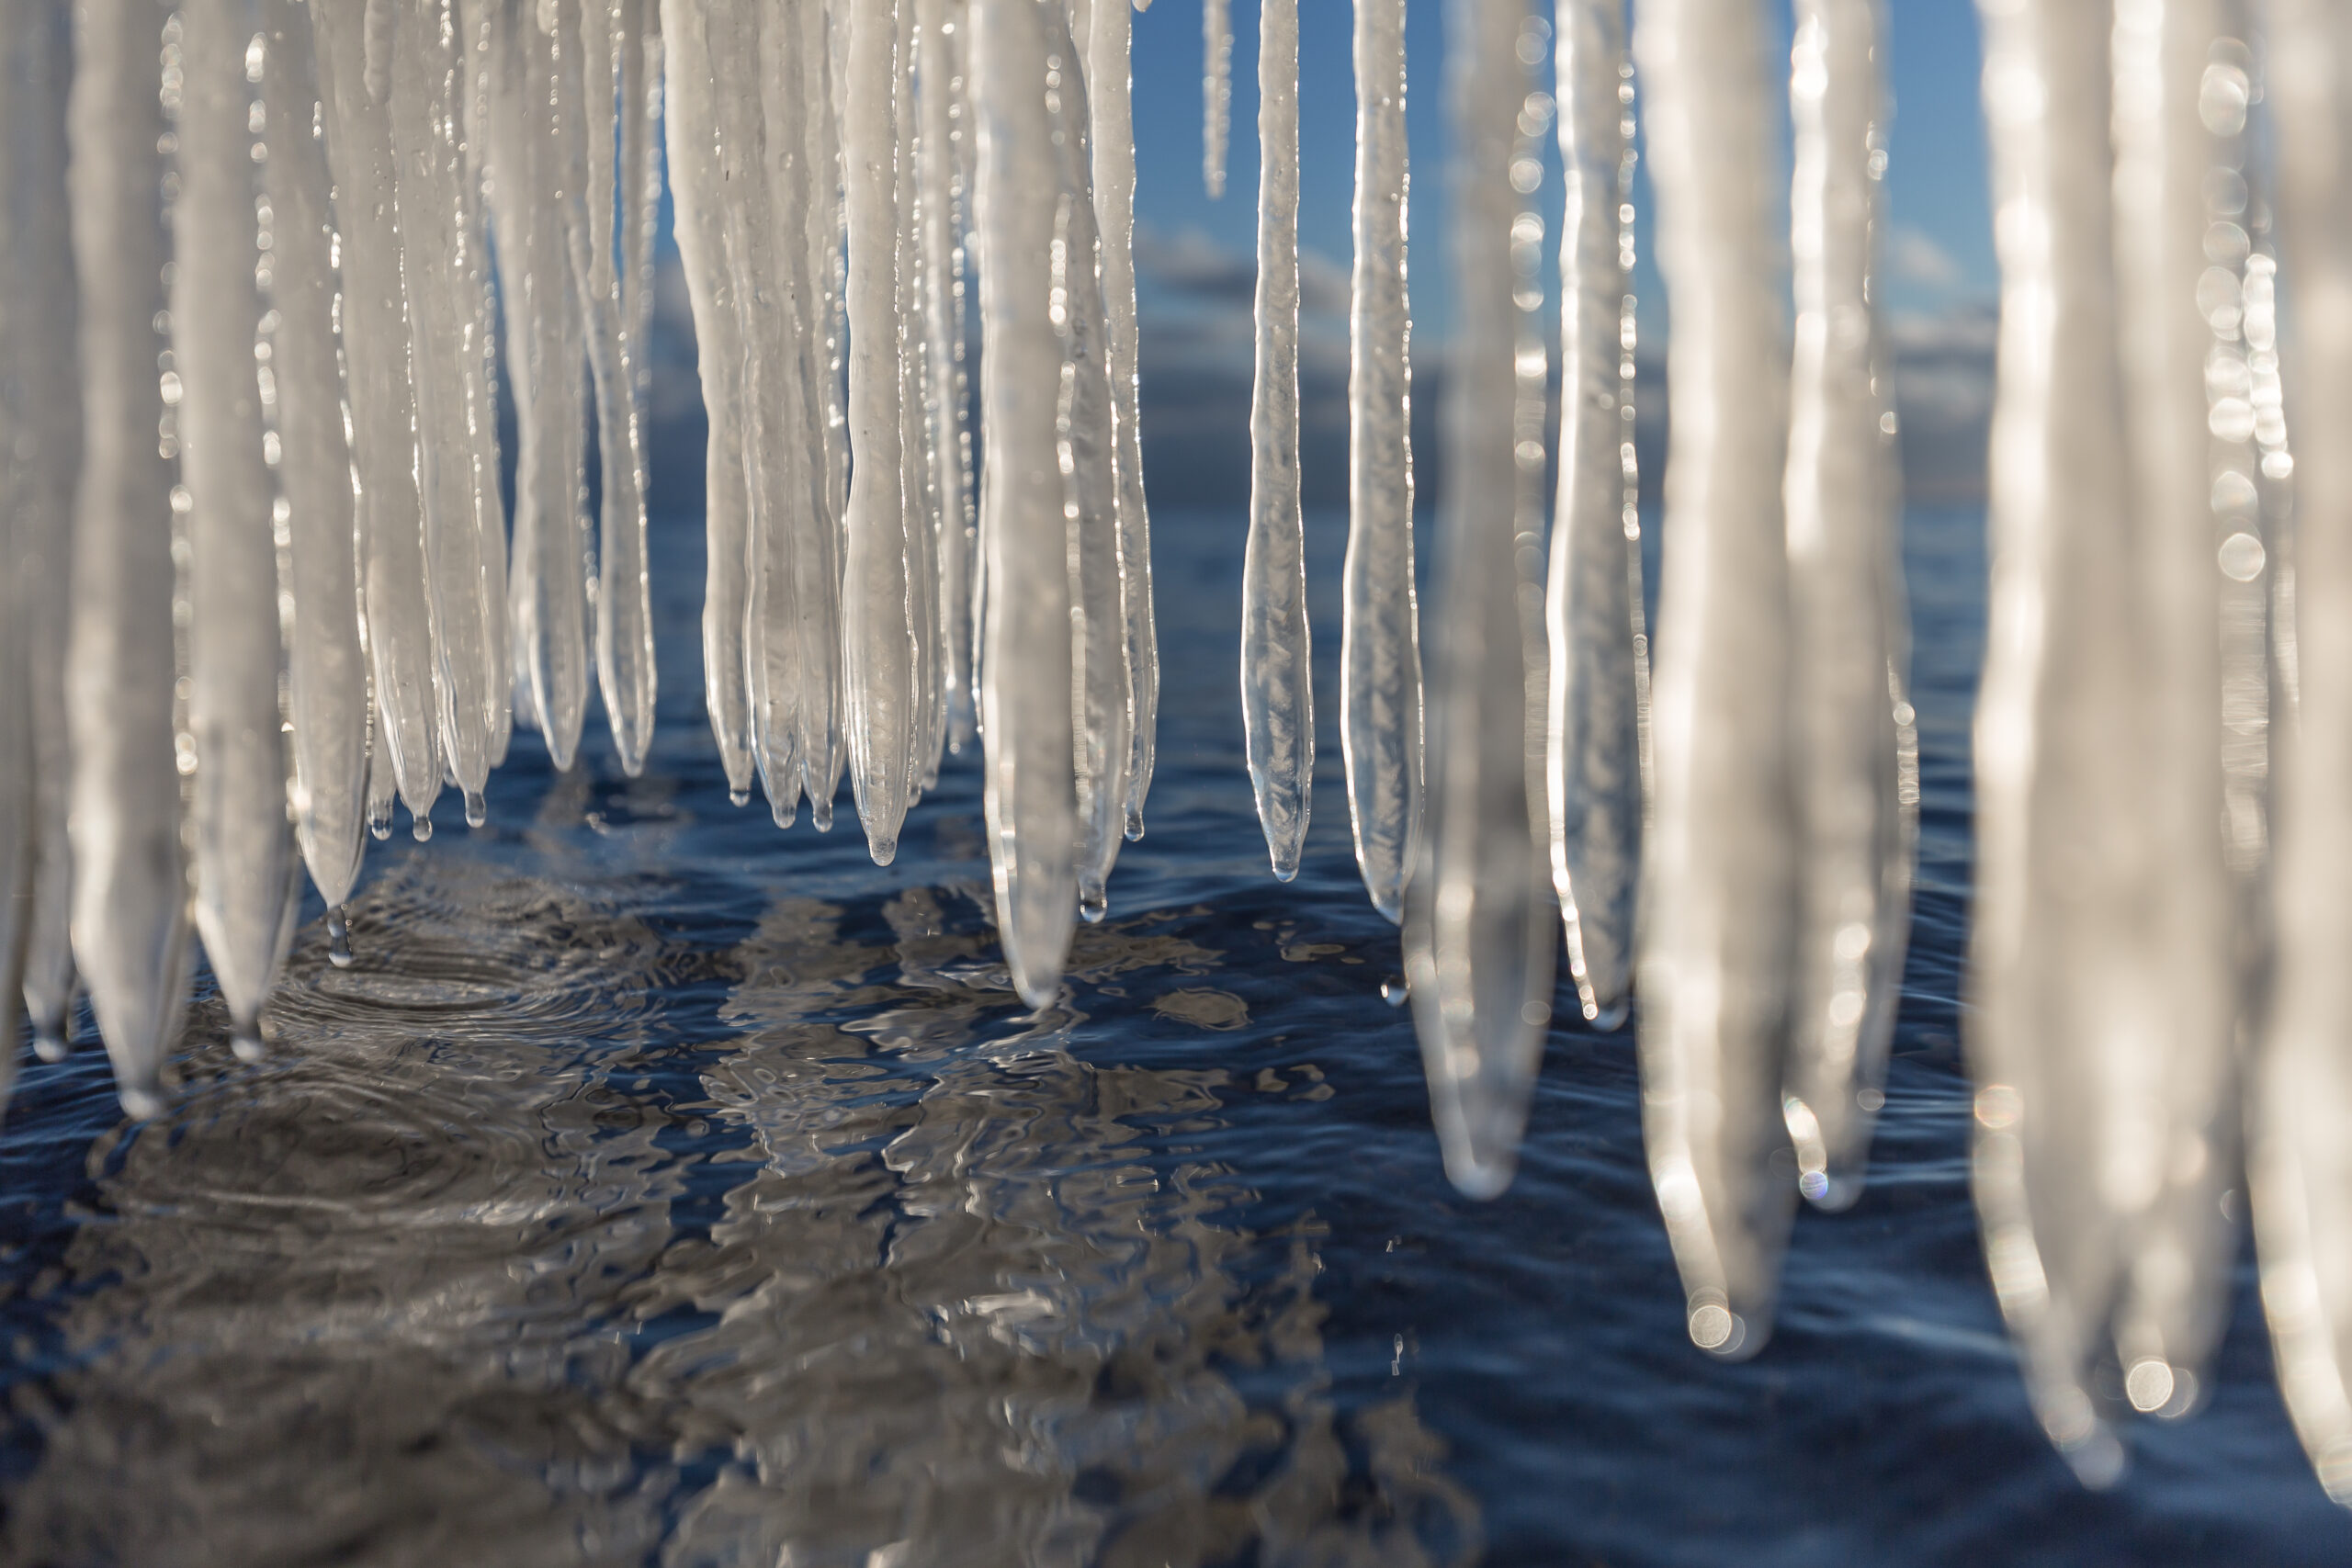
[2,502,2347,1565]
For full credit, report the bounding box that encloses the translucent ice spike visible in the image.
[1402,0,1556,1201]
[177,0,299,1052]
[1044,0,1134,921]
[262,0,369,914]
[1780,0,1914,1211]
[5,3,83,1058]
[560,0,656,776]
[895,0,944,796]
[841,0,920,863]
[1632,0,1799,1359]
[971,0,1080,1007]
[611,0,661,766]
[916,0,978,757]
[658,0,752,799]
[1340,0,1420,924]
[2097,0,2249,1410]
[65,0,193,1115]
[1966,0,2153,1479]
[1243,0,1311,882]
[1088,0,1159,839]
[1545,1,1640,1015]
[2249,0,2352,1505]
[1202,0,1231,197]
[389,0,506,816]
[485,1,592,773]
[312,0,445,819]
[801,0,848,826]
[0,15,31,1104]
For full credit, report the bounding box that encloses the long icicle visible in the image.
[312,0,445,826]
[2102,0,2247,1419]
[659,0,752,801]
[1780,0,1914,1210]
[390,0,504,827]
[972,0,1079,1008]
[1633,0,1800,1359]
[6,0,84,1063]
[1090,0,1159,840]
[895,0,943,796]
[67,0,192,1114]
[2251,0,2352,1506]
[178,0,300,1056]
[1966,0,2145,1482]
[842,0,918,863]
[487,0,592,773]
[1343,0,1420,923]
[1203,0,1232,198]
[1243,0,1311,881]
[263,0,369,926]
[1546,0,1641,1014]
[793,0,846,829]
[1403,0,1557,1200]
[1046,0,1134,922]
[0,3,34,1110]
[916,0,978,757]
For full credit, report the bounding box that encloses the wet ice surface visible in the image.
[2,505,2348,1565]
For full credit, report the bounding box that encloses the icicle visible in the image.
[897,0,944,797]
[1087,0,1159,840]
[916,0,978,758]
[2098,0,2250,1418]
[1243,0,1310,881]
[1544,1,1639,1010]
[841,0,920,863]
[1632,0,1798,1359]
[66,0,193,1115]
[6,1,83,1063]
[1202,0,1231,197]
[559,0,657,776]
[487,0,592,773]
[0,17,31,1111]
[312,0,445,821]
[1966,0,2144,1481]
[808,0,849,829]
[658,0,752,801]
[971,0,1080,1007]
[177,0,298,1055]
[1780,0,1914,1210]
[1403,0,1555,1200]
[2251,0,2352,1506]
[263,0,369,921]
[1045,0,1133,921]
[1342,0,1419,923]
[389,0,507,822]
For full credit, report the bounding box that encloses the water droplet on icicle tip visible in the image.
[411,811,433,842]
[729,787,751,808]
[327,906,354,969]
[119,1082,167,1122]
[1080,885,1108,923]
[231,1029,266,1065]
[870,835,899,868]
[31,1029,70,1065]
[810,794,834,832]
[1382,976,1409,1008]
[368,803,393,840]
[464,789,487,828]
[1124,805,1146,842]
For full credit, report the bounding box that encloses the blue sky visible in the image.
[1121,0,1995,335]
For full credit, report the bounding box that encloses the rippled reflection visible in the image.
[3,855,1475,1566]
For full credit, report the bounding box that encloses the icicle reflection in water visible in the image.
[1780,0,1914,1213]
[1545,0,1643,1021]
[1403,0,1557,1201]
[1634,0,1799,1359]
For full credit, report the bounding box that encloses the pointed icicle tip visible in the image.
[463,790,487,829]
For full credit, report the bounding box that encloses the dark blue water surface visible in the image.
[3,502,2348,1566]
